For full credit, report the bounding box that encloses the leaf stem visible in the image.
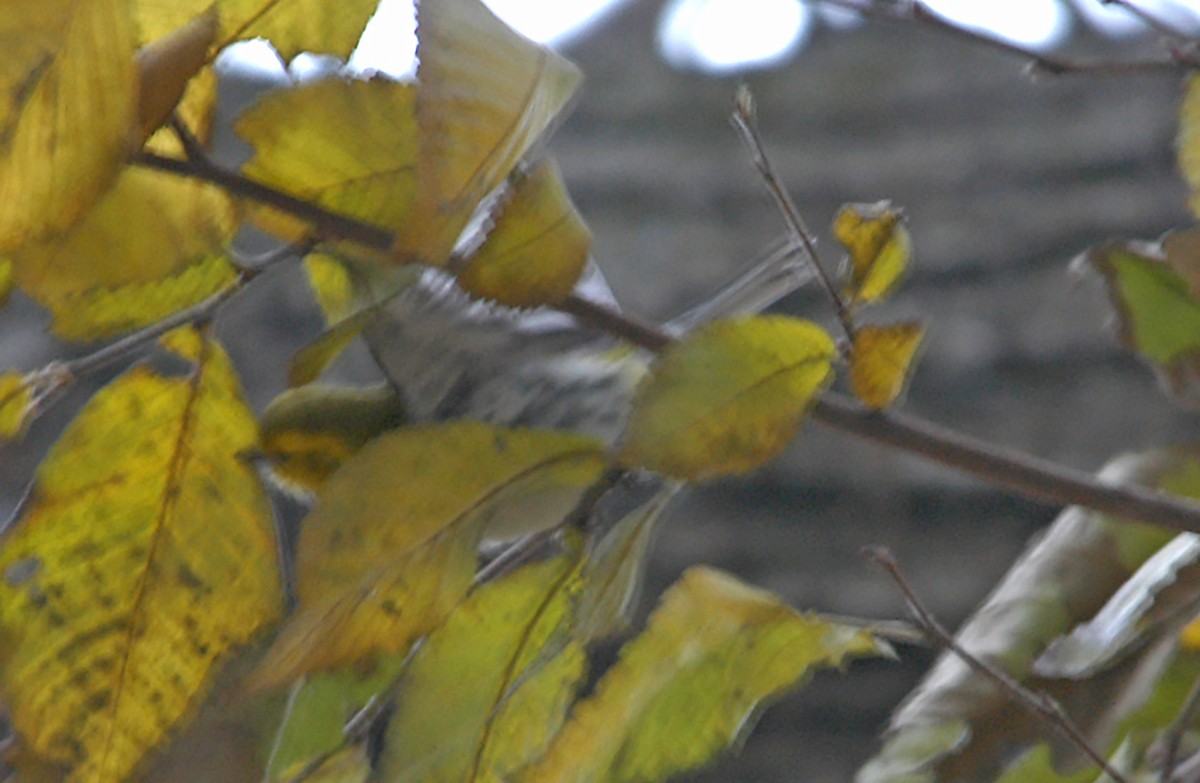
[862,546,1130,783]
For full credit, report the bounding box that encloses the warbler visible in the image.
[257,239,813,497]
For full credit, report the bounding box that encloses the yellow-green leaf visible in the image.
[1180,74,1200,219]
[1081,238,1200,399]
[0,0,137,252]
[0,328,282,782]
[834,201,911,305]
[379,555,587,783]
[519,567,886,783]
[249,423,608,690]
[457,159,591,307]
[400,0,583,264]
[619,315,835,480]
[0,371,34,440]
[256,383,407,497]
[265,655,409,780]
[849,321,925,410]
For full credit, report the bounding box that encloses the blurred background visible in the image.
[5,0,1200,779]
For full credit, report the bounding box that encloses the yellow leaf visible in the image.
[0,328,282,782]
[132,0,379,63]
[236,78,420,252]
[849,321,925,410]
[400,0,583,264]
[379,555,587,783]
[256,383,407,497]
[1180,75,1200,219]
[519,567,886,783]
[134,8,217,144]
[833,201,912,305]
[249,423,608,689]
[0,371,34,440]
[0,0,137,252]
[619,315,835,480]
[0,259,13,308]
[457,159,591,307]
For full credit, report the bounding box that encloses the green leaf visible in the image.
[1080,235,1200,400]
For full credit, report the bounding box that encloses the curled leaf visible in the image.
[834,201,911,305]
[401,0,583,264]
[457,159,591,307]
[134,8,217,143]
[849,321,925,410]
[619,315,835,479]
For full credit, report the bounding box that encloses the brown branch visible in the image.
[862,546,1129,783]
[133,152,395,250]
[126,147,1200,535]
[818,0,1200,74]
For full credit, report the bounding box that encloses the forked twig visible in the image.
[862,546,1129,783]
[730,86,857,343]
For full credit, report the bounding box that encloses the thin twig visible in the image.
[167,113,207,163]
[20,239,312,429]
[862,546,1129,783]
[133,152,395,251]
[1161,675,1200,782]
[127,144,1200,535]
[730,86,856,343]
[818,0,1200,74]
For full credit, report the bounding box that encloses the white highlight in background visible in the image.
[659,0,812,73]
[921,0,1072,50]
